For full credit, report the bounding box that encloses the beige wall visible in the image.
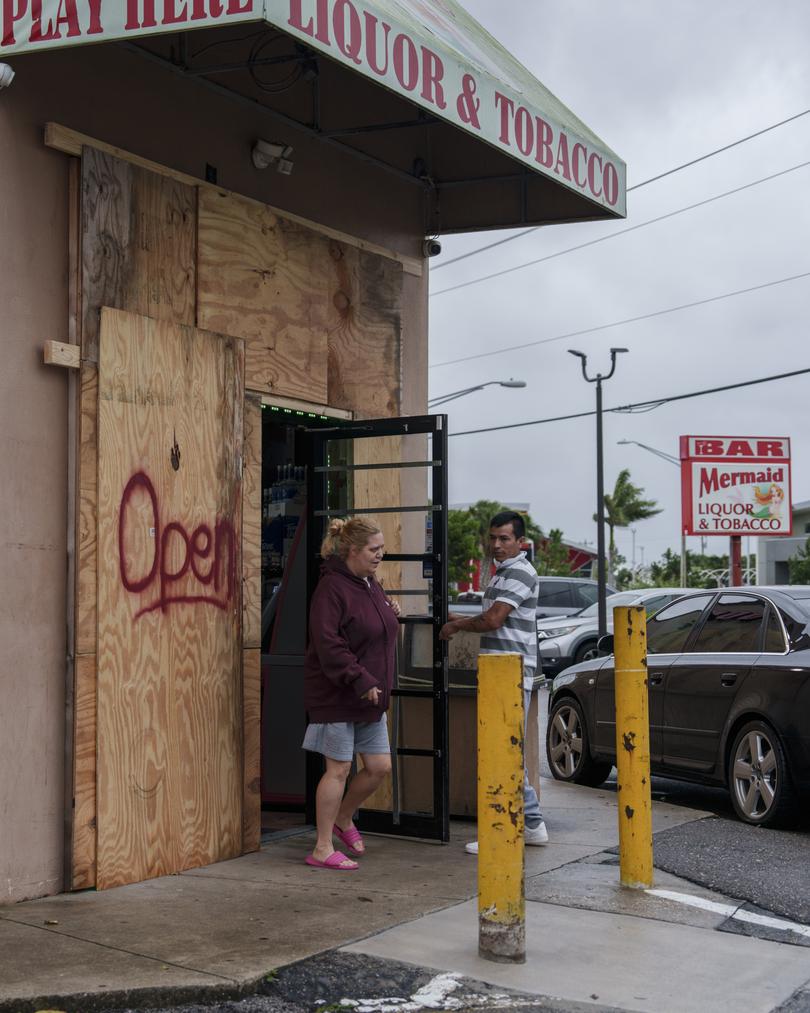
[0,44,427,902]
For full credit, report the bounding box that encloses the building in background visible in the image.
[757,500,810,584]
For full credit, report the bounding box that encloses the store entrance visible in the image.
[260,406,450,843]
[259,404,350,838]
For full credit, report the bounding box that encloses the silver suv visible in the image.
[452,576,616,620]
[538,587,702,676]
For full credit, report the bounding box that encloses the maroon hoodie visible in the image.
[304,555,399,723]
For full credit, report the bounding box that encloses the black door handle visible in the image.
[648,672,664,686]
[721,673,738,687]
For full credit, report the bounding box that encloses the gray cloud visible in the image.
[431,0,810,568]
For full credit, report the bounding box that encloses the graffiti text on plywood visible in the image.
[119,471,236,618]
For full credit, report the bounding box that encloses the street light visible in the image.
[428,378,527,407]
[569,347,628,640]
[617,439,687,586]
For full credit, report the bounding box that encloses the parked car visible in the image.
[537,588,702,677]
[545,586,810,827]
[451,576,616,620]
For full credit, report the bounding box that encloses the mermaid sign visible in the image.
[680,436,792,537]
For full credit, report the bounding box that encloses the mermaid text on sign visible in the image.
[680,436,792,537]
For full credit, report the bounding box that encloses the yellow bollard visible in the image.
[477,652,525,963]
[613,605,653,888]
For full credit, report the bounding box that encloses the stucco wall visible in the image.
[0,43,428,902]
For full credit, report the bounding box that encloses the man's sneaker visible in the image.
[465,822,548,855]
[525,821,549,846]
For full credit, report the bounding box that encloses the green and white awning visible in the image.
[3,0,625,219]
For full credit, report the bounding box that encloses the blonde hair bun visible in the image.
[320,516,382,559]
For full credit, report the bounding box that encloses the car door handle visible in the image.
[648,672,664,686]
[721,673,738,687]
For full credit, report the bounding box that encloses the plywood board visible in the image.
[242,395,262,650]
[242,648,261,854]
[81,147,196,362]
[96,308,244,889]
[76,364,98,658]
[47,123,422,277]
[71,654,97,889]
[327,245,403,417]
[197,188,329,402]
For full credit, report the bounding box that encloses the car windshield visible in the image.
[576,591,641,619]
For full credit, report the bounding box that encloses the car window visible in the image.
[572,583,599,608]
[577,591,640,619]
[647,594,714,655]
[688,594,766,653]
[538,581,574,607]
[763,607,787,653]
[641,593,672,616]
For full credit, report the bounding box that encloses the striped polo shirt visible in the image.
[479,551,539,690]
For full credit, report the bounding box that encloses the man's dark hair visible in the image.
[489,510,525,540]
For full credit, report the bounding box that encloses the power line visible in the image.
[448,366,810,438]
[430,160,810,298]
[433,108,810,273]
[430,269,810,370]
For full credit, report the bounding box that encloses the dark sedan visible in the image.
[546,586,810,827]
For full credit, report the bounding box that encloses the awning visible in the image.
[2,0,626,226]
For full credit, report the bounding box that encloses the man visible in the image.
[440,510,548,853]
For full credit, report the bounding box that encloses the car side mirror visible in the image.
[597,634,614,655]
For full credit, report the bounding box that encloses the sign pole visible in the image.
[730,536,743,586]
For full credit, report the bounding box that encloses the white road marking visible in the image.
[335,970,546,1011]
[647,888,810,939]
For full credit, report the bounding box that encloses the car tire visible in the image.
[546,696,612,787]
[573,640,600,666]
[728,719,797,828]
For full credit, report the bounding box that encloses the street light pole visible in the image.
[617,439,688,587]
[569,347,628,640]
[428,378,527,408]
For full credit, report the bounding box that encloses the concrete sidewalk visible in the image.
[2,778,809,1012]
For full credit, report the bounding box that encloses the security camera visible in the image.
[0,64,15,90]
[252,139,294,172]
[422,238,442,258]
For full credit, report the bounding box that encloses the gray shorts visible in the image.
[302,718,390,762]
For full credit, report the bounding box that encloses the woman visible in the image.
[303,517,400,871]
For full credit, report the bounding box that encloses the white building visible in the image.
[757,500,810,583]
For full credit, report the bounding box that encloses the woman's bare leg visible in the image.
[313,758,354,865]
[336,753,393,849]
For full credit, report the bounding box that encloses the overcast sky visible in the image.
[429,0,810,571]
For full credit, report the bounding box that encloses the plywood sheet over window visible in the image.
[197,188,330,402]
[197,188,403,416]
[327,246,402,418]
[96,307,244,889]
[81,147,196,362]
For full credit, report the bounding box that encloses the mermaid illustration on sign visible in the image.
[752,483,785,520]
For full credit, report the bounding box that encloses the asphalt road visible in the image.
[97,952,622,1013]
[537,687,810,928]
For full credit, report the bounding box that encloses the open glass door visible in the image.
[304,414,449,842]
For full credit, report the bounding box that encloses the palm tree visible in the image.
[595,470,661,583]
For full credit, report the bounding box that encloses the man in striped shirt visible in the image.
[441,510,548,852]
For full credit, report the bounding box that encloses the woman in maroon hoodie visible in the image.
[303,517,400,871]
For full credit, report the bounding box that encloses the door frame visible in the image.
[303,414,450,842]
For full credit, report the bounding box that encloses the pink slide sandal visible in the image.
[305,851,358,871]
[333,823,365,855]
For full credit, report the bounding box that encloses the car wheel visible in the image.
[573,640,600,665]
[546,697,612,787]
[728,720,797,828]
